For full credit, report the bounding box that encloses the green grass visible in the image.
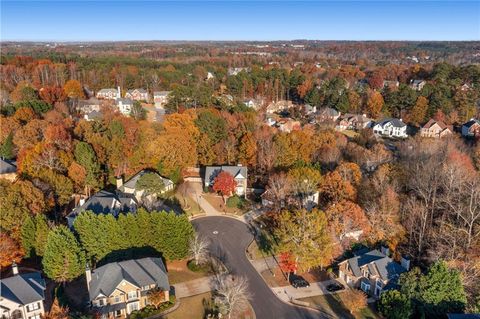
[174,192,204,216]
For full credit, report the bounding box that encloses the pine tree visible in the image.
[379,290,412,319]
[74,211,109,262]
[42,226,85,284]
[21,215,36,258]
[74,142,101,193]
[0,132,15,160]
[33,214,49,257]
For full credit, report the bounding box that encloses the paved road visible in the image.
[192,216,327,319]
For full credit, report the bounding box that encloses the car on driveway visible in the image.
[290,274,310,289]
[326,282,345,292]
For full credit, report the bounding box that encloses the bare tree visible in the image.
[213,275,251,319]
[189,233,209,266]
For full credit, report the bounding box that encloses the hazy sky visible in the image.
[1,1,479,41]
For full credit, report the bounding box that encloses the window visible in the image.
[29,315,41,319]
[127,291,138,300]
[98,299,105,306]
[142,285,150,291]
[113,296,121,303]
[27,303,40,312]
[361,281,370,293]
[128,302,139,313]
[114,310,122,317]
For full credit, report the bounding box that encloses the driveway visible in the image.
[192,216,329,319]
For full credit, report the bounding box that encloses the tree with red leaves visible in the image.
[213,171,237,202]
[0,233,24,268]
[279,252,297,282]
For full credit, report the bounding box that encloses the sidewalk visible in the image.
[271,279,339,302]
[173,275,215,298]
[250,256,277,273]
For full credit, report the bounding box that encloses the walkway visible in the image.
[184,181,222,216]
[272,279,339,302]
[173,275,215,298]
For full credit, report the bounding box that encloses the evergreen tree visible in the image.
[42,226,85,284]
[0,132,15,159]
[379,290,412,319]
[74,142,101,192]
[74,211,110,262]
[21,215,36,258]
[20,214,49,257]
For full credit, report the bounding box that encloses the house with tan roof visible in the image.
[420,119,453,138]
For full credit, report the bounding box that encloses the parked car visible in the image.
[290,275,310,289]
[326,282,345,292]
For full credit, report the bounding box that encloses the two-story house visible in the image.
[317,107,341,122]
[115,98,134,115]
[87,258,170,319]
[461,118,480,138]
[97,87,121,100]
[420,119,453,138]
[125,89,149,102]
[373,118,408,138]
[153,91,171,109]
[410,79,427,91]
[204,165,247,198]
[338,248,409,299]
[0,263,46,319]
[337,114,372,131]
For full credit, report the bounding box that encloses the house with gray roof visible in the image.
[117,169,174,202]
[204,165,247,197]
[0,263,46,319]
[338,248,409,298]
[115,98,134,116]
[125,89,149,102]
[0,159,17,181]
[86,257,170,318]
[373,118,408,138]
[317,107,341,122]
[461,118,480,138]
[66,190,137,228]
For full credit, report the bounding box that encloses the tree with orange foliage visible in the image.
[408,96,429,126]
[39,86,66,105]
[319,171,356,206]
[326,200,370,242]
[366,90,384,118]
[42,297,69,319]
[62,80,85,99]
[279,252,297,282]
[339,289,367,315]
[13,107,37,124]
[213,171,237,202]
[0,233,24,267]
[147,288,167,309]
[238,132,257,166]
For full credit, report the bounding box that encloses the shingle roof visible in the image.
[98,89,117,93]
[204,165,247,184]
[317,107,339,117]
[67,190,137,220]
[422,119,452,131]
[89,258,169,300]
[346,249,407,282]
[376,118,406,128]
[121,170,173,191]
[1,272,46,305]
[0,159,16,174]
[115,98,133,105]
[463,119,480,128]
[127,89,147,94]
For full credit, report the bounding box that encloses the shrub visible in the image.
[226,195,241,208]
[187,259,210,273]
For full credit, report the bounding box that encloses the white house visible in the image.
[0,263,46,319]
[461,118,480,138]
[373,118,408,138]
[204,165,247,197]
[115,98,134,115]
[153,91,171,109]
[97,87,121,100]
[125,89,149,101]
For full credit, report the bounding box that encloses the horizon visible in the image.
[1,1,479,42]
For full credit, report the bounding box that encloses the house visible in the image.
[117,170,174,202]
[204,165,247,197]
[0,159,17,181]
[276,118,301,133]
[77,98,101,114]
[420,119,453,138]
[125,89,149,102]
[66,189,137,228]
[84,110,103,122]
[206,72,215,80]
[153,91,171,109]
[383,80,399,89]
[87,257,170,319]
[266,100,294,114]
[0,263,46,319]
[410,80,426,91]
[227,67,249,76]
[304,104,317,115]
[373,118,408,138]
[461,119,480,138]
[115,98,134,115]
[97,87,121,100]
[338,248,409,298]
[337,114,372,131]
[261,189,318,211]
[317,107,341,122]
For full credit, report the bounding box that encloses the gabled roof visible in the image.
[205,165,248,184]
[127,89,148,94]
[422,119,452,131]
[67,190,137,220]
[153,91,171,97]
[120,169,173,191]
[463,119,480,128]
[345,249,407,282]
[375,118,406,128]
[97,88,118,93]
[89,257,169,300]
[317,107,339,117]
[115,98,133,105]
[0,159,16,174]
[1,272,46,305]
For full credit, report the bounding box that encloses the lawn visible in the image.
[174,190,204,216]
[202,193,247,216]
[167,259,211,284]
[165,292,254,319]
[299,293,380,319]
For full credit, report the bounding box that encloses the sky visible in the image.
[1,1,479,41]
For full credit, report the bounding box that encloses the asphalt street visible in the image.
[192,216,330,319]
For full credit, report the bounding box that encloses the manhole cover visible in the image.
[213,230,219,235]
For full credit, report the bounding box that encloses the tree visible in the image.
[21,214,49,257]
[339,289,367,315]
[63,80,85,99]
[130,101,146,120]
[39,86,66,105]
[42,297,69,319]
[0,132,15,159]
[278,252,297,282]
[136,172,166,198]
[408,96,429,126]
[74,141,101,194]
[275,209,333,271]
[238,132,257,166]
[0,233,24,267]
[214,275,251,319]
[287,166,322,208]
[213,171,237,202]
[194,109,227,144]
[42,226,85,284]
[189,233,209,266]
[147,288,166,309]
[326,200,370,242]
[379,290,412,319]
[366,90,384,118]
[10,81,38,103]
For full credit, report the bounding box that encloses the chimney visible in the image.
[401,256,410,271]
[116,176,123,189]
[85,263,92,291]
[12,261,19,275]
[117,86,121,98]
[380,246,390,256]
